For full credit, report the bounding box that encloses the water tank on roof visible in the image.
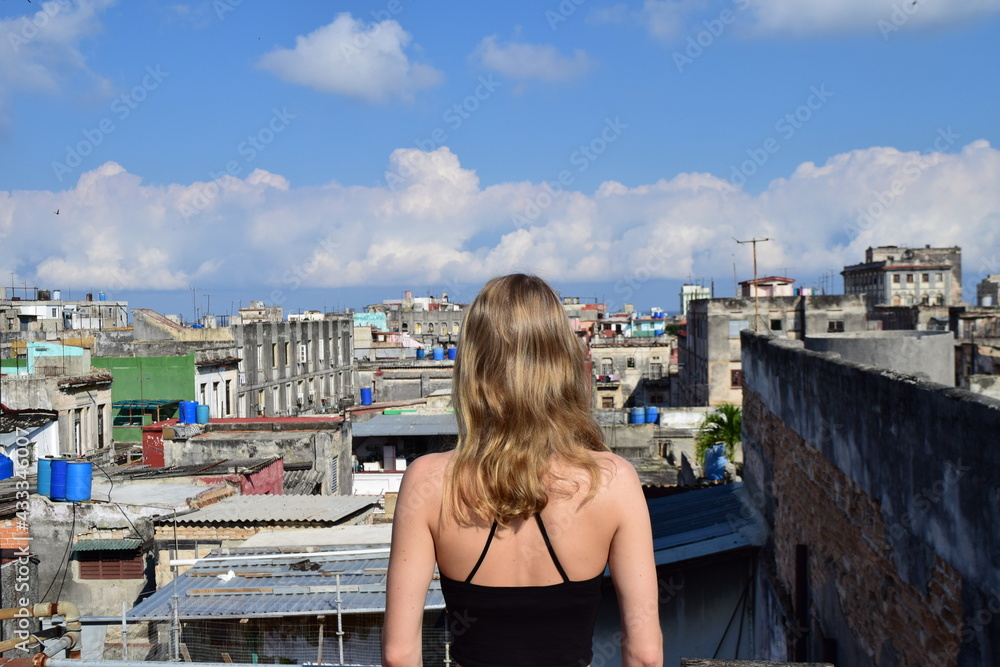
[66,460,93,502]
[0,454,13,481]
[629,407,646,424]
[50,459,68,501]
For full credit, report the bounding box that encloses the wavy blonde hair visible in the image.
[444,274,608,526]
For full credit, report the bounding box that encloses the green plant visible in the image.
[695,403,742,466]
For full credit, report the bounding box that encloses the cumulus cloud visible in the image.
[471,36,593,82]
[745,0,1000,37]
[257,13,442,103]
[1,142,998,302]
[0,0,116,129]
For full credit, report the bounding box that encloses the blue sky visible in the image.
[1,0,999,316]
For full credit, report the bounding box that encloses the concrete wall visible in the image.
[27,496,159,619]
[92,354,194,442]
[741,332,1000,666]
[680,295,868,406]
[969,375,1000,400]
[1,375,113,456]
[163,422,353,496]
[805,330,955,386]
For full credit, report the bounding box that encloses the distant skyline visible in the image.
[1,1,998,311]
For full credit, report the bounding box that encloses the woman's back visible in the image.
[429,449,622,587]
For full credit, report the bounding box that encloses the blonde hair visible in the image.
[445,274,608,526]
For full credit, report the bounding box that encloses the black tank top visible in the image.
[438,515,604,667]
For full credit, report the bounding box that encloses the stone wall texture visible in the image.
[741,332,1000,667]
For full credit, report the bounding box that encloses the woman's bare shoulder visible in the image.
[590,450,641,487]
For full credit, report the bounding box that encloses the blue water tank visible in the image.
[416,349,426,360]
[447,347,457,360]
[196,403,210,424]
[629,407,646,424]
[180,401,197,424]
[98,291,106,301]
[433,347,445,361]
[50,458,69,501]
[645,406,659,425]
[0,454,13,481]
[655,328,665,336]
[704,444,729,481]
[37,457,54,495]
[360,387,373,405]
[66,460,93,502]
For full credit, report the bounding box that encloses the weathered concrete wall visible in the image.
[969,374,1000,400]
[741,332,1000,666]
[600,423,657,457]
[27,496,159,619]
[805,330,955,386]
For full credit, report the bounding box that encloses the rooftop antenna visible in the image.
[735,237,770,331]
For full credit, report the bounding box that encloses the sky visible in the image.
[1,0,999,318]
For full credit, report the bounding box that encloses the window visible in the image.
[729,319,750,338]
[271,343,278,369]
[731,369,744,388]
[935,273,943,283]
[224,380,232,416]
[284,342,291,365]
[893,274,900,284]
[199,383,207,404]
[601,357,614,375]
[922,273,929,283]
[649,363,664,379]
[77,550,144,580]
[627,357,635,368]
[770,319,783,331]
[601,397,615,409]
[828,320,845,333]
[906,274,914,283]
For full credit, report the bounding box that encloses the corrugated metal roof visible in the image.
[352,413,457,437]
[647,482,765,567]
[72,538,143,552]
[127,549,444,620]
[170,495,376,525]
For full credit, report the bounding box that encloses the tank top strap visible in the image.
[465,520,499,584]
[535,514,570,583]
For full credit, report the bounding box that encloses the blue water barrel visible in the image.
[360,387,373,405]
[97,291,106,301]
[655,328,664,336]
[196,403,210,424]
[180,401,197,424]
[37,457,54,495]
[433,347,445,361]
[645,406,659,425]
[447,347,457,360]
[50,458,69,501]
[0,454,13,481]
[704,444,729,481]
[416,349,426,359]
[66,460,93,502]
[629,407,646,424]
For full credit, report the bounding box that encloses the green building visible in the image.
[92,354,195,442]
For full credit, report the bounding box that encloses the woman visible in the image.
[383,274,662,667]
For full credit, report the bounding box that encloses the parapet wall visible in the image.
[741,332,1000,667]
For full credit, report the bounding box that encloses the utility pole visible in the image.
[735,237,770,331]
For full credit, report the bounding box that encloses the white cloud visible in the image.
[0,0,116,129]
[471,36,593,82]
[257,13,442,104]
[1,142,998,304]
[640,0,706,42]
[745,0,1000,37]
